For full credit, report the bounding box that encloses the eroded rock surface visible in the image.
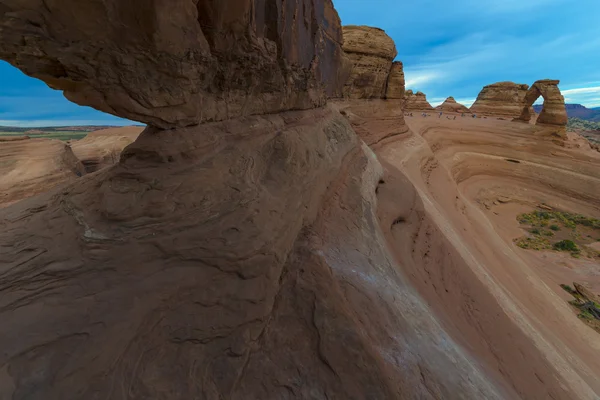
[516,79,568,127]
[0,0,348,128]
[0,137,85,208]
[470,82,531,117]
[435,96,470,113]
[404,90,434,110]
[342,26,397,99]
[71,126,145,172]
[385,61,405,99]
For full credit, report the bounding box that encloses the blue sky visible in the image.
[1,0,599,126]
[335,0,600,107]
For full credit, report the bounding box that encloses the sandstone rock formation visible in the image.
[342,26,397,99]
[435,96,470,113]
[0,0,348,128]
[470,81,531,118]
[2,1,600,399]
[0,136,85,208]
[385,61,405,99]
[404,90,434,110]
[516,79,568,127]
[0,2,502,398]
[71,126,145,172]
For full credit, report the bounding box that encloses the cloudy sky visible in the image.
[1,0,599,126]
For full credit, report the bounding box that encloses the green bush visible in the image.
[550,225,560,231]
[553,240,579,252]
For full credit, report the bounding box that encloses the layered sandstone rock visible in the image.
[470,82,531,118]
[0,1,505,398]
[0,137,85,208]
[404,90,434,110]
[436,96,470,113]
[385,61,405,99]
[516,79,568,127]
[0,0,349,128]
[342,26,397,98]
[71,126,145,172]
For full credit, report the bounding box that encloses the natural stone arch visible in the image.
[515,79,567,127]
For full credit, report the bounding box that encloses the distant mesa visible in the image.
[470,81,532,118]
[342,25,398,99]
[435,97,470,113]
[534,103,600,122]
[404,90,434,110]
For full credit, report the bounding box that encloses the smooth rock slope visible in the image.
[0,136,85,208]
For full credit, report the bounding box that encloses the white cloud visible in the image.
[405,71,443,90]
[562,86,600,95]
[560,85,600,107]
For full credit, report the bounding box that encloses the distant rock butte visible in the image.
[515,79,568,128]
[0,0,348,128]
[436,97,470,113]
[470,81,531,118]
[404,90,434,110]
[342,25,397,99]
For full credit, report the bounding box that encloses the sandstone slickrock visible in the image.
[71,126,145,172]
[404,90,434,111]
[470,81,531,118]
[435,96,470,113]
[0,1,505,398]
[516,79,568,127]
[342,26,397,99]
[0,0,349,128]
[2,0,599,399]
[0,136,85,208]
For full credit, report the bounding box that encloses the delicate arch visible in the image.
[515,79,567,127]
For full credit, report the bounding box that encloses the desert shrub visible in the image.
[550,225,560,231]
[531,228,541,235]
[561,284,577,295]
[554,240,579,252]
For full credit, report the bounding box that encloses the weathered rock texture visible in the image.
[0,0,349,128]
[0,136,85,208]
[342,26,397,99]
[404,90,434,110]
[385,61,405,99]
[335,99,410,145]
[435,97,470,113]
[516,79,568,127]
[72,126,145,172]
[470,82,531,118]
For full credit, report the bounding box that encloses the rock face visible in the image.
[404,90,434,110]
[516,79,568,127]
[342,26,397,99]
[470,82,531,118]
[0,137,85,208]
[385,61,405,99]
[71,126,145,172]
[436,97,470,113]
[0,0,348,128]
